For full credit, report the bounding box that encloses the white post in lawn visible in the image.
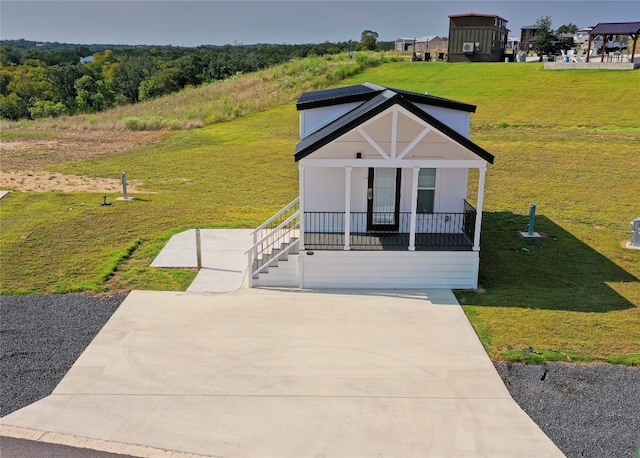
[474,166,486,251]
[344,166,352,250]
[409,167,420,251]
[299,164,305,251]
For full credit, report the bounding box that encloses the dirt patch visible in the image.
[1,129,169,171]
[1,129,169,192]
[0,170,146,193]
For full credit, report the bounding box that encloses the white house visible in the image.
[247,83,494,289]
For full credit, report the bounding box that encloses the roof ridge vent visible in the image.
[362,82,386,91]
[381,89,397,99]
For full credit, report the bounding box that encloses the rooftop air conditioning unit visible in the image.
[462,42,475,53]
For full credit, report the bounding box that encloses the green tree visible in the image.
[47,63,86,110]
[28,100,67,118]
[556,23,578,35]
[0,93,28,120]
[139,65,179,101]
[533,16,556,56]
[6,59,56,105]
[0,45,22,66]
[74,74,111,112]
[0,66,13,96]
[357,30,378,51]
[111,55,158,103]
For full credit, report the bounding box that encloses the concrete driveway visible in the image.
[1,288,564,457]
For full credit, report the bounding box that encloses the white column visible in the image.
[409,167,420,251]
[299,164,305,251]
[344,166,352,250]
[473,166,486,251]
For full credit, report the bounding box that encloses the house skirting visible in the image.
[298,250,479,289]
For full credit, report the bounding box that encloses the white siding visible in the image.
[304,167,345,212]
[300,99,471,140]
[400,168,468,213]
[300,251,479,289]
[304,167,468,215]
[415,104,471,137]
[300,103,363,138]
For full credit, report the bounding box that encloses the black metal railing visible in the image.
[303,204,476,251]
[462,199,477,242]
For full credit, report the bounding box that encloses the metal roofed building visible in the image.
[447,13,510,62]
[247,83,494,289]
[586,22,640,63]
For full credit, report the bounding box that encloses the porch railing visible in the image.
[246,197,300,285]
[303,200,476,251]
[462,199,477,242]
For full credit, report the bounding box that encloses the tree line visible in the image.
[0,39,390,121]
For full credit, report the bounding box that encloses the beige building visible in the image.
[395,36,448,55]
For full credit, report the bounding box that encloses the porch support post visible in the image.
[299,164,305,251]
[409,167,420,251]
[474,166,486,251]
[344,166,352,250]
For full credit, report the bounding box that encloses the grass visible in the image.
[0,105,300,293]
[1,58,638,364]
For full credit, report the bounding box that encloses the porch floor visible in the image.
[303,232,473,251]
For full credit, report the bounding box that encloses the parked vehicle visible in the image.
[574,27,628,52]
[574,27,593,46]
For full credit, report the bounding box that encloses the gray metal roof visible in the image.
[589,22,640,36]
[296,83,476,113]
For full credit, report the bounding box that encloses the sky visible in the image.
[1,0,638,47]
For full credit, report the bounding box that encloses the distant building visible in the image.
[395,36,448,54]
[80,56,94,64]
[447,13,509,62]
[507,36,521,50]
[520,26,539,51]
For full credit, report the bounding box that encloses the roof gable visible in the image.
[294,89,494,164]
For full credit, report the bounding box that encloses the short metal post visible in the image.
[631,218,640,248]
[121,172,128,200]
[195,227,202,269]
[528,204,537,236]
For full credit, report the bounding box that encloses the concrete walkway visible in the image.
[1,287,564,457]
[150,229,253,292]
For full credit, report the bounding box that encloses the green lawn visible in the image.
[1,60,638,364]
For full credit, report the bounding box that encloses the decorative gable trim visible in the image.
[294,91,494,164]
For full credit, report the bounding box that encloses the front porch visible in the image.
[303,204,476,251]
[304,232,473,251]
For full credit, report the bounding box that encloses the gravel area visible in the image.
[1,294,639,457]
[1,293,125,417]
[495,360,640,458]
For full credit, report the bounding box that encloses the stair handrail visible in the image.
[251,229,300,277]
[245,211,300,255]
[246,198,301,287]
[251,196,299,239]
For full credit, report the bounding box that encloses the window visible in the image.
[417,168,436,213]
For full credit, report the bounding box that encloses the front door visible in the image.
[367,168,401,231]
